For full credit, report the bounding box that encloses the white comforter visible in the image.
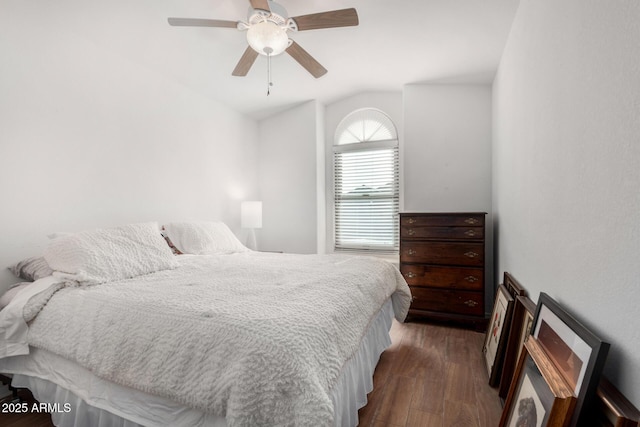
[1,252,411,427]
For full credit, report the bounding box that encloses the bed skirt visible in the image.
[4,298,394,427]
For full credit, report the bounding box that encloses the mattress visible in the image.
[1,299,394,427]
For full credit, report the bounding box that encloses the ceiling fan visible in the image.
[168,0,359,79]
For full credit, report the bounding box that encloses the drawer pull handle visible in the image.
[464,251,479,258]
[405,272,416,278]
[407,229,416,236]
[464,218,479,225]
[463,299,478,307]
[464,230,476,237]
[408,249,417,255]
[465,275,479,283]
[407,218,417,224]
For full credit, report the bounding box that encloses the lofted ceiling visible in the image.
[9,0,521,120]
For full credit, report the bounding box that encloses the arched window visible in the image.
[333,108,399,252]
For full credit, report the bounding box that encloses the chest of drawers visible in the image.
[400,212,486,328]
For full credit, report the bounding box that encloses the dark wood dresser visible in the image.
[399,212,486,329]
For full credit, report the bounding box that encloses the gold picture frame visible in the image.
[500,337,576,427]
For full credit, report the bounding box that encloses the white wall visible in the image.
[403,85,494,309]
[493,0,640,406]
[0,2,259,291]
[324,92,404,253]
[257,101,320,254]
[315,105,327,254]
[403,85,493,212]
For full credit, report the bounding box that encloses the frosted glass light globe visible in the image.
[247,21,288,56]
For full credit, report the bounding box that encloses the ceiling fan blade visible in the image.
[249,0,270,12]
[167,18,238,28]
[232,47,259,76]
[291,8,358,31]
[286,41,327,78]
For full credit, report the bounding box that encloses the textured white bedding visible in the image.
[0,252,411,427]
[1,298,395,427]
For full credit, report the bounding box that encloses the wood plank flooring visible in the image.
[357,319,504,427]
[0,320,503,427]
[0,388,55,427]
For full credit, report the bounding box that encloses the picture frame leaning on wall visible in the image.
[499,294,537,400]
[483,283,515,386]
[594,377,640,427]
[503,271,527,299]
[500,336,576,427]
[531,293,610,427]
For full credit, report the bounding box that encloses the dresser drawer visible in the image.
[400,264,483,291]
[401,214,485,228]
[410,288,483,316]
[401,242,484,266]
[401,225,484,240]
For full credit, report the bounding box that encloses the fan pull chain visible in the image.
[266,50,274,96]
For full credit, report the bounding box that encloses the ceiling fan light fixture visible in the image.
[246,21,289,56]
[168,2,359,79]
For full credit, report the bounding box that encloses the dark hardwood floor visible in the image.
[358,319,503,426]
[0,388,56,427]
[0,320,502,427]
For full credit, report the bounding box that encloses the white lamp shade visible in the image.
[241,201,262,229]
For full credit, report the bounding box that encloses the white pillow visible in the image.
[8,256,53,281]
[163,221,248,255]
[44,222,178,285]
[0,282,31,310]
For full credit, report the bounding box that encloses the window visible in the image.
[333,109,399,252]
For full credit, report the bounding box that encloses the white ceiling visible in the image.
[33,0,521,120]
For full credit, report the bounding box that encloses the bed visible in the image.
[0,221,411,427]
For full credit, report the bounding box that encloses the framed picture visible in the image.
[594,377,640,427]
[500,336,576,427]
[499,295,537,400]
[531,293,610,427]
[504,271,527,299]
[483,284,515,386]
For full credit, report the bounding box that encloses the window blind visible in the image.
[334,144,399,251]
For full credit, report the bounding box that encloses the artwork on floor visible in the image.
[483,283,514,386]
[494,277,635,427]
[508,372,546,427]
[537,318,584,391]
[499,294,536,400]
[594,377,640,427]
[531,293,610,427]
[500,337,576,427]
[504,271,527,299]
